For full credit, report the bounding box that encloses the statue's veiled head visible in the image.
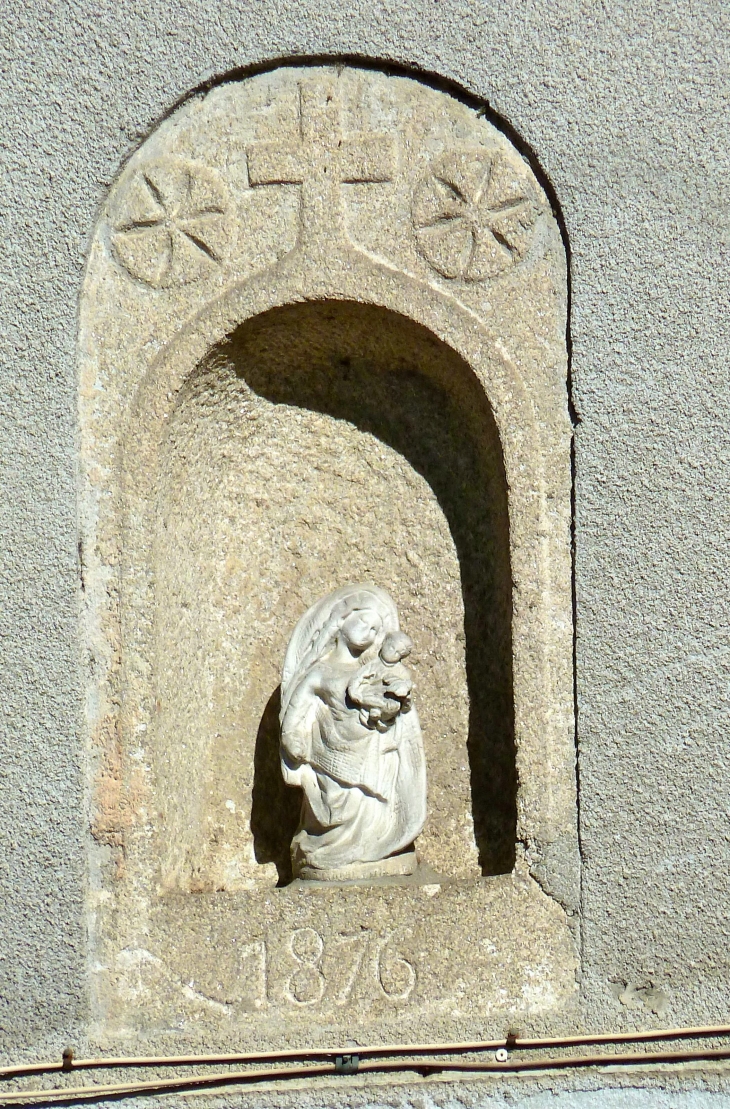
[281,584,400,714]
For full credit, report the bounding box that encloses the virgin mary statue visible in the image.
[280,584,427,880]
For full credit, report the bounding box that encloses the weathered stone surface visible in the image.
[79,66,576,1045]
[99,875,576,1043]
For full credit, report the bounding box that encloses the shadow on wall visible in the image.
[231,300,516,879]
[251,685,300,885]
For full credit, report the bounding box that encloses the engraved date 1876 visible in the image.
[235,928,416,1009]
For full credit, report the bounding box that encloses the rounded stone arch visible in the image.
[79,62,578,1038]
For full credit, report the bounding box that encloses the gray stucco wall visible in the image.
[0,0,728,1093]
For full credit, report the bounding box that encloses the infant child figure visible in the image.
[347,630,414,733]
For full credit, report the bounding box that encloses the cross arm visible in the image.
[247,141,307,186]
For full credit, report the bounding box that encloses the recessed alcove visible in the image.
[154,301,515,891]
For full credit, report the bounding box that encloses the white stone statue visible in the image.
[280,584,427,881]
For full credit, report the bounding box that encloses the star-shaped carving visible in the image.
[112,160,231,289]
[412,148,539,282]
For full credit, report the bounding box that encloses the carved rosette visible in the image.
[111,159,231,288]
[412,148,540,281]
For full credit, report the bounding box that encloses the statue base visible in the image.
[295,850,418,883]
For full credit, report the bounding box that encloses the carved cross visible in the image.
[247,78,396,244]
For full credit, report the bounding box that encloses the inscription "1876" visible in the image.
[236,929,416,1009]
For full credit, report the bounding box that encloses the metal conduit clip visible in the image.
[496,1027,519,1063]
[335,1053,360,1075]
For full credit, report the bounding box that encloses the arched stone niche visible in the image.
[80,65,578,1044]
[155,300,515,891]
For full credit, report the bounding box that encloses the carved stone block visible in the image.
[79,65,577,1049]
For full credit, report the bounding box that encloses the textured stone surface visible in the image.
[100,876,575,1042]
[0,4,727,1104]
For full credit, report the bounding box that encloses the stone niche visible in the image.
[80,65,578,1047]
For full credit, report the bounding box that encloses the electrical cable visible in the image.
[3,1045,730,1105]
[3,1022,730,1081]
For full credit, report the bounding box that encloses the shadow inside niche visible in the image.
[250,685,302,886]
[235,300,516,876]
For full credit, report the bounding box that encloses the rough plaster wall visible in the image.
[13,1078,730,1109]
[0,0,728,1080]
[127,1088,730,1109]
